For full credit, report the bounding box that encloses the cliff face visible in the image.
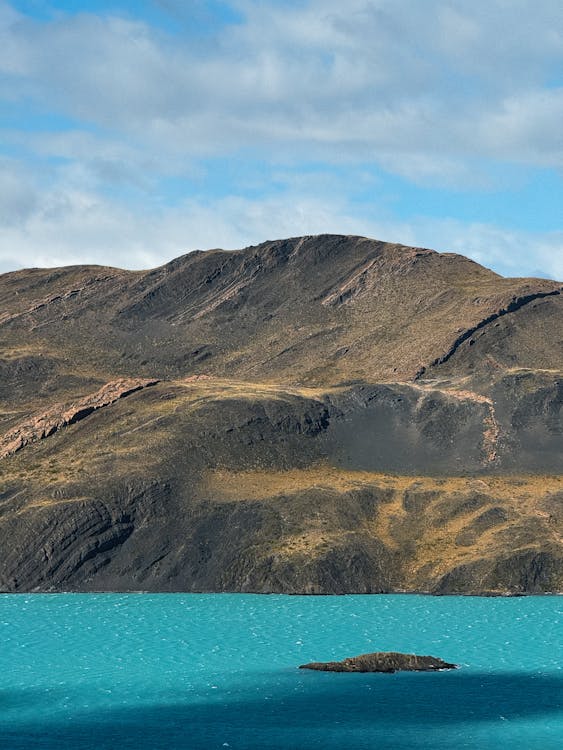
[0,235,561,594]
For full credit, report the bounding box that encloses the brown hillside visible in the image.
[0,235,561,593]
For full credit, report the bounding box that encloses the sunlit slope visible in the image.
[1,235,560,388]
[0,378,561,594]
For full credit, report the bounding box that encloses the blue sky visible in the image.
[0,0,562,278]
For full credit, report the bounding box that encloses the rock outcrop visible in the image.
[0,378,158,458]
[299,652,458,672]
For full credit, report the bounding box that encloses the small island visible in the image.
[299,651,458,673]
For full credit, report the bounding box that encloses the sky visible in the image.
[0,0,562,279]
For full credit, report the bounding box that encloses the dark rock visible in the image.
[299,651,458,673]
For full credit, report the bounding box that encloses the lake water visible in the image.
[1,593,562,749]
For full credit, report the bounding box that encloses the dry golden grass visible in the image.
[202,465,563,502]
[202,464,563,582]
[172,376,335,401]
[16,496,93,514]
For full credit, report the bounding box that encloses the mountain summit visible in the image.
[1,235,561,594]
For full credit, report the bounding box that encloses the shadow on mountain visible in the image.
[2,670,563,749]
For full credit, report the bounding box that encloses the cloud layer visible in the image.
[0,0,562,277]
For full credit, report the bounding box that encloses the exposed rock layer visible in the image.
[0,378,158,458]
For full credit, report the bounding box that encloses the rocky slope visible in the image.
[0,235,561,593]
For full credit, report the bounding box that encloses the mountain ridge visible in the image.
[0,234,561,594]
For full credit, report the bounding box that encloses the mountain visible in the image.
[0,234,561,594]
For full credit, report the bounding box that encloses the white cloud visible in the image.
[0,157,40,224]
[396,218,563,281]
[0,1,561,277]
[477,88,563,167]
[1,0,563,173]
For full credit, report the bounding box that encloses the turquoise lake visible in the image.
[1,594,562,749]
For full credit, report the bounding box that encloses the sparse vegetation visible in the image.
[0,236,561,593]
